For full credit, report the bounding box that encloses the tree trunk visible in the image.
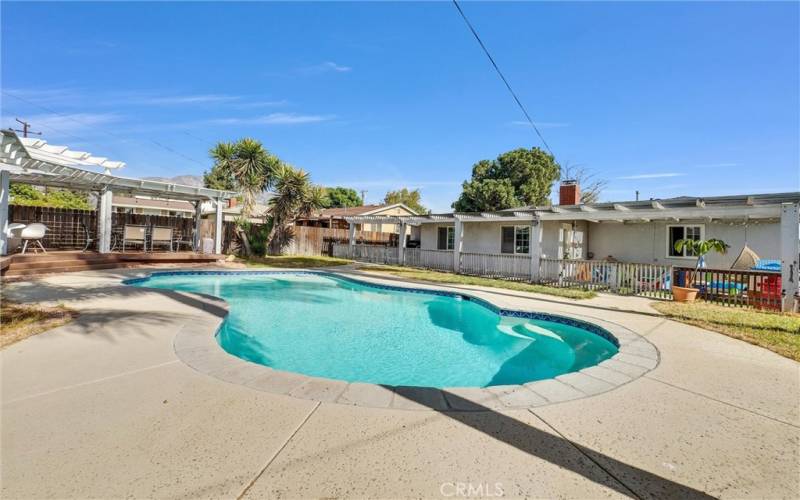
[237,227,252,257]
[265,223,283,256]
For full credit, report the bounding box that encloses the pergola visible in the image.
[0,130,237,255]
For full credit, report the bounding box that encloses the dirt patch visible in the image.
[1,301,77,349]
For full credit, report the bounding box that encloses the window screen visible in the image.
[437,227,448,250]
[437,227,455,250]
[515,226,530,254]
[501,227,515,254]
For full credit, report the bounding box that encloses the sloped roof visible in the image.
[343,191,800,226]
[304,203,418,219]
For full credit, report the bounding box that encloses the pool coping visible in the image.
[124,269,660,411]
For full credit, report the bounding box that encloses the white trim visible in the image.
[500,224,531,255]
[666,223,705,259]
[445,226,455,250]
[361,203,419,216]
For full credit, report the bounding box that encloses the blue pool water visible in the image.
[129,272,618,388]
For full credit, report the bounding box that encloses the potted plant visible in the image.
[672,238,728,302]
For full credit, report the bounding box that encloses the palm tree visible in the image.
[209,138,280,255]
[267,164,325,255]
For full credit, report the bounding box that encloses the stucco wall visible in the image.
[587,220,780,268]
[420,223,451,250]
[420,221,541,254]
[417,219,779,268]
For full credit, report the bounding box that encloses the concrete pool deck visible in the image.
[2,267,798,498]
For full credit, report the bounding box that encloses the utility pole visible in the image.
[635,190,640,201]
[13,118,41,138]
[360,190,367,205]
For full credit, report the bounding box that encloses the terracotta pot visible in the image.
[672,286,698,303]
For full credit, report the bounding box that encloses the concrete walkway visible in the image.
[2,268,798,499]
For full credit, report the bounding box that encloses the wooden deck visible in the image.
[1,251,224,279]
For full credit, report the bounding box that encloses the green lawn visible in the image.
[359,265,596,300]
[651,301,800,361]
[242,255,352,268]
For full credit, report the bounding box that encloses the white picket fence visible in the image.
[335,243,673,298]
[332,243,398,265]
[459,252,531,280]
[539,258,672,298]
[403,248,454,272]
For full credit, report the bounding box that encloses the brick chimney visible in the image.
[559,180,580,206]
[228,198,238,209]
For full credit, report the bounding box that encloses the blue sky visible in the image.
[2,1,798,212]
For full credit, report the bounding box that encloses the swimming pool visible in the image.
[128,271,618,388]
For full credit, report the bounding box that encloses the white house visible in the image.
[338,183,800,311]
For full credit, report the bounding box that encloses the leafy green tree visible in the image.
[203,163,236,191]
[9,183,91,210]
[452,147,560,212]
[209,138,282,255]
[384,187,428,214]
[267,165,325,255]
[322,187,362,208]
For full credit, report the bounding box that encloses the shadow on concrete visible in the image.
[5,276,228,320]
[389,388,714,499]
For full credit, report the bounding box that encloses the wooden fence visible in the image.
[460,252,530,280]
[286,226,397,256]
[327,245,788,309]
[9,205,196,251]
[539,258,673,299]
[8,205,96,250]
[404,248,454,272]
[674,267,782,310]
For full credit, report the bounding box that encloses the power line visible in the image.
[1,90,207,167]
[13,118,41,138]
[451,0,555,158]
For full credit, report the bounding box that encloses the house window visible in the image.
[667,224,704,257]
[437,226,455,250]
[501,226,530,254]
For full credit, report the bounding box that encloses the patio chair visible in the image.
[122,225,147,252]
[173,228,196,252]
[150,226,174,252]
[5,223,26,252]
[19,223,48,254]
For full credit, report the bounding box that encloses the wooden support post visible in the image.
[529,219,542,282]
[453,218,463,273]
[780,202,799,312]
[0,169,9,255]
[348,222,356,259]
[193,201,203,252]
[397,221,406,265]
[214,198,223,255]
[97,188,113,253]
